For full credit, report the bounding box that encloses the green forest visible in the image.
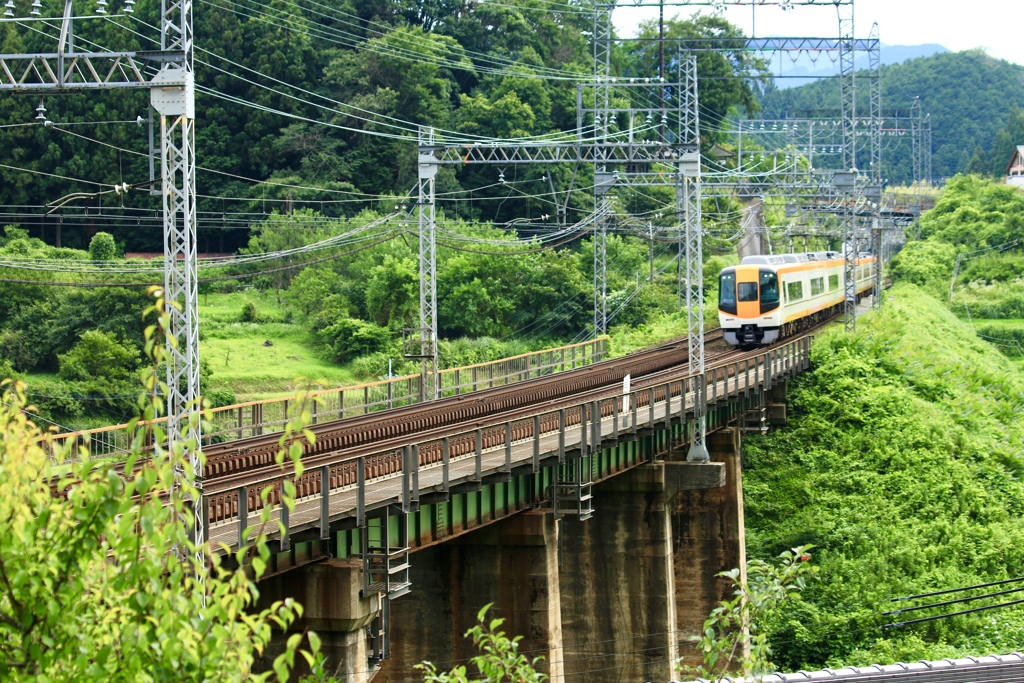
[761,49,1024,181]
[744,174,1024,669]
[0,2,766,253]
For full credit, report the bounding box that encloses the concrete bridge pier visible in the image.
[557,459,723,683]
[377,511,563,682]
[767,378,789,427]
[256,559,381,683]
[672,427,747,670]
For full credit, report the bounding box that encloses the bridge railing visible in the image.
[42,338,606,461]
[201,335,814,553]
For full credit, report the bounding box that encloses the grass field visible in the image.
[198,290,355,398]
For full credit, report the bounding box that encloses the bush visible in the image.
[318,317,393,364]
[0,358,21,383]
[438,337,534,368]
[57,330,139,384]
[890,240,956,288]
[0,330,37,372]
[348,351,415,381]
[239,301,260,323]
[88,232,118,260]
[205,386,238,408]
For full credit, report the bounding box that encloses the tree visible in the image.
[416,604,546,683]
[678,546,816,682]
[966,146,991,176]
[88,231,118,261]
[627,15,770,149]
[365,255,420,329]
[0,288,324,681]
[990,105,1024,176]
[57,330,139,384]
[319,317,393,364]
[284,266,342,318]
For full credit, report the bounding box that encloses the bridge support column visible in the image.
[378,511,563,682]
[671,427,747,670]
[559,461,719,683]
[256,558,380,683]
[767,378,788,427]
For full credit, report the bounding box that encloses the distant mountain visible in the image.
[758,50,1024,183]
[768,43,950,89]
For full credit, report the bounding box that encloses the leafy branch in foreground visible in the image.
[415,603,546,683]
[678,545,817,683]
[0,286,325,681]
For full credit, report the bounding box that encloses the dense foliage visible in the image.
[0,3,765,252]
[760,50,1024,182]
[745,285,1024,668]
[680,547,816,681]
[889,175,1024,323]
[0,291,322,681]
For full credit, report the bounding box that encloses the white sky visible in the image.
[613,1,1024,66]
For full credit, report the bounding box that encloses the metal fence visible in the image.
[681,652,1024,682]
[42,338,606,460]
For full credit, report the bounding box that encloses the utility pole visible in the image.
[1,0,203,560]
[648,221,655,283]
[837,0,856,173]
[833,170,857,333]
[411,126,439,401]
[592,0,615,336]
[680,150,707,462]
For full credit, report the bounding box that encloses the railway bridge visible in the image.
[55,333,811,682]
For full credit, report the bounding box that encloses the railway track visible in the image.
[200,329,762,524]
[199,318,831,527]
[202,330,725,480]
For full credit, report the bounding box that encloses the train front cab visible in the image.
[719,265,781,346]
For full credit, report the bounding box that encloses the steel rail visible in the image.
[199,331,724,479]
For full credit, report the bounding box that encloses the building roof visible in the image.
[1006,145,1024,174]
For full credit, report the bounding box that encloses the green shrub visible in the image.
[205,386,237,408]
[890,240,956,288]
[348,352,415,381]
[0,330,37,372]
[318,317,392,364]
[239,301,259,323]
[0,358,21,383]
[88,232,118,261]
[58,330,139,384]
[438,337,534,368]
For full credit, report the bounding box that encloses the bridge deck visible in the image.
[207,341,805,552]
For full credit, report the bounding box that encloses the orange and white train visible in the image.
[718,251,878,347]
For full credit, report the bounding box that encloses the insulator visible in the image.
[96,0,107,14]
[3,0,15,17]
[30,0,40,15]
[34,99,46,121]
[124,0,134,12]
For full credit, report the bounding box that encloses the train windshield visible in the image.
[738,283,758,302]
[759,270,780,313]
[719,272,737,314]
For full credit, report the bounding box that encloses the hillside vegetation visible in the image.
[891,175,1024,358]
[745,284,1024,669]
[760,50,1024,182]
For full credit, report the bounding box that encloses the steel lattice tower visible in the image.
[1,0,202,558]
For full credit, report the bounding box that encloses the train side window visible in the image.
[810,277,824,296]
[828,274,839,291]
[787,281,803,302]
[738,282,758,302]
[719,272,737,314]
[759,270,780,313]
